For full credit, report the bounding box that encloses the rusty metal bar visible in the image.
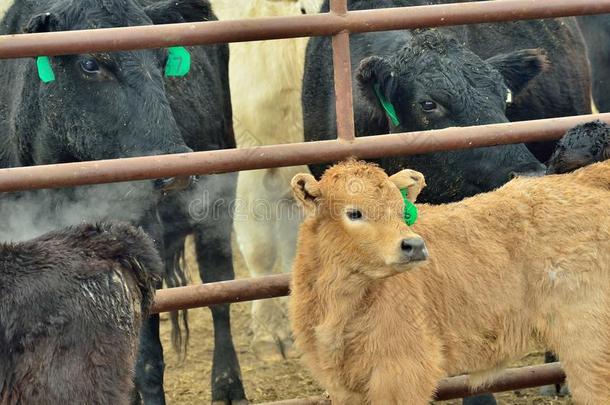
[257,363,566,404]
[1,0,609,58]
[331,0,356,141]
[151,274,291,314]
[0,113,608,193]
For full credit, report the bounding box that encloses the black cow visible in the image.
[547,120,610,175]
[0,222,159,405]
[577,14,610,113]
[304,1,591,179]
[0,1,245,404]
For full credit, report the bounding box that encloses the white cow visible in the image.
[210,0,323,362]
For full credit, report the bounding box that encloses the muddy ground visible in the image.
[159,237,573,404]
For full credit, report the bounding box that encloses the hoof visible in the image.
[540,383,570,397]
[211,401,249,405]
[252,340,285,363]
[280,337,299,360]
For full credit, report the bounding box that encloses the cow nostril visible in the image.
[400,238,428,262]
[401,239,414,253]
[153,176,193,192]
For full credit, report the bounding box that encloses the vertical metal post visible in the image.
[330,0,356,141]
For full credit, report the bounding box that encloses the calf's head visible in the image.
[356,30,548,132]
[291,160,428,278]
[22,0,210,189]
[547,120,610,174]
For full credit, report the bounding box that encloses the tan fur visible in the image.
[210,0,323,359]
[290,160,610,405]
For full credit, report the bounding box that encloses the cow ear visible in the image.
[291,173,321,214]
[356,56,400,126]
[603,138,610,161]
[389,169,426,202]
[23,13,59,33]
[144,0,214,24]
[486,48,549,95]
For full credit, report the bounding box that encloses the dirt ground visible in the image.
[159,237,573,405]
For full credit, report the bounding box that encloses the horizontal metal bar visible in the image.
[151,273,291,314]
[257,363,566,404]
[0,113,608,193]
[0,0,609,58]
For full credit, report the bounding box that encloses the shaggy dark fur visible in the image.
[547,120,610,174]
[0,1,244,404]
[0,222,160,405]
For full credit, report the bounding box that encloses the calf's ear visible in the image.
[291,173,321,213]
[144,0,214,24]
[486,48,549,94]
[356,56,399,125]
[389,169,426,202]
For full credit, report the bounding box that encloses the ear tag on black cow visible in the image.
[400,188,418,226]
[165,47,191,78]
[36,56,55,83]
[373,83,400,126]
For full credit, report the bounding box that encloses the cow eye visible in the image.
[421,101,437,112]
[346,209,363,221]
[80,58,100,74]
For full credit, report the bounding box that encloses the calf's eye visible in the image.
[421,101,437,112]
[80,58,100,74]
[346,209,363,221]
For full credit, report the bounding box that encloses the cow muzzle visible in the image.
[153,176,195,192]
[400,237,429,263]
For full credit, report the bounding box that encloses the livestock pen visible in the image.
[1,0,609,402]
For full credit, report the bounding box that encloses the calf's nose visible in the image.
[401,238,428,262]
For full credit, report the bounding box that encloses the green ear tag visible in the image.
[165,47,191,77]
[400,188,418,226]
[373,83,400,126]
[37,56,55,83]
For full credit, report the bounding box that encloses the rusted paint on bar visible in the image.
[0,113,608,193]
[330,0,348,15]
[331,31,356,141]
[257,363,566,404]
[151,274,291,314]
[330,0,355,141]
[1,0,609,58]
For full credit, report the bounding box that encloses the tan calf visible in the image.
[289,159,610,405]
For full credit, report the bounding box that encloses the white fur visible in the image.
[210,0,323,359]
[0,0,16,21]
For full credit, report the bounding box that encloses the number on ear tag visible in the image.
[165,47,191,77]
[37,56,55,83]
[400,188,418,226]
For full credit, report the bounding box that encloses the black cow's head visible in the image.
[356,30,548,132]
[23,0,211,189]
[547,120,610,174]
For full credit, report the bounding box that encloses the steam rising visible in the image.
[0,181,157,242]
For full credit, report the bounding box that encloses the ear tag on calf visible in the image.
[505,89,513,104]
[373,83,400,126]
[165,47,191,77]
[36,56,55,83]
[400,188,418,226]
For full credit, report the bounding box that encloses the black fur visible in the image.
[577,14,610,113]
[0,1,245,404]
[547,120,610,174]
[303,0,591,202]
[0,222,159,405]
